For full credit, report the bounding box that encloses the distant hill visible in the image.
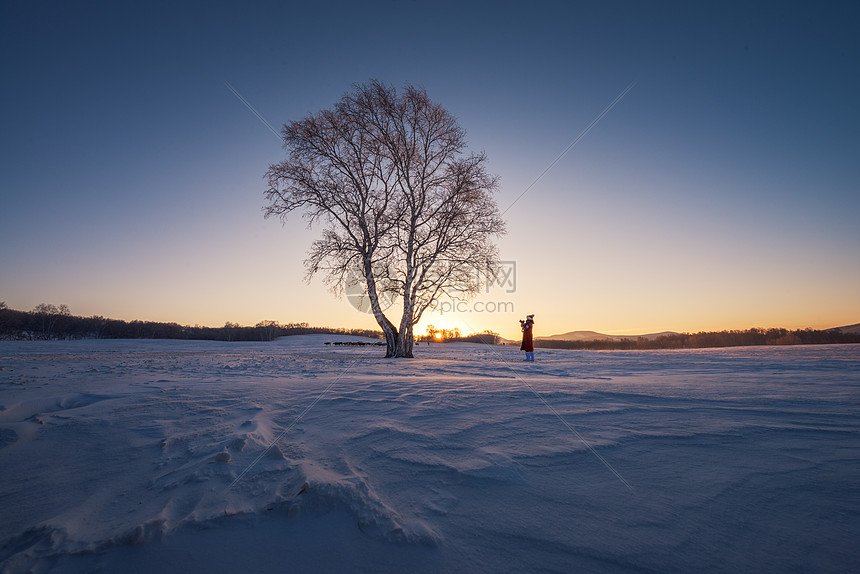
[514,324,860,345]
[538,330,678,342]
[539,331,613,342]
[831,323,860,335]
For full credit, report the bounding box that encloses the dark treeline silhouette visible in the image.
[3,303,855,349]
[420,325,501,345]
[0,305,382,342]
[449,331,502,345]
[535,328,860,350]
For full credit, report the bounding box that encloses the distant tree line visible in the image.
[0,304,382,342]
[535,328,860,350]
[448,331,502,345]
[421,325,501,345]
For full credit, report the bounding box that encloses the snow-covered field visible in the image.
[1,337,858,573]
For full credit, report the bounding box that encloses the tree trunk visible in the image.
[369,307,399,358]
[381,319,398,358]
[394,326,414,358]
[363,261,402,358]
[395,287,415,358]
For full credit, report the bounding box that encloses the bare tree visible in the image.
[265,80,505,357]
[32,303,70,338]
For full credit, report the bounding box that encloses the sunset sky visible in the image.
[2,1,858,340]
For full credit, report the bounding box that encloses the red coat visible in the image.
[520,319,534,352]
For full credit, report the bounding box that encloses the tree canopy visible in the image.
[265,80,505,357]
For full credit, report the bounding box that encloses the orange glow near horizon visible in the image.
[2,3,859,348]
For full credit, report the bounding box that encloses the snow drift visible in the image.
[1,338,858,572]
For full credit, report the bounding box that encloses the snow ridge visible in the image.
[2,339,859,573]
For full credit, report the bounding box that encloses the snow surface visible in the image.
[1,338,859,573]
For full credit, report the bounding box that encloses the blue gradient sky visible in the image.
[2,1,858,340]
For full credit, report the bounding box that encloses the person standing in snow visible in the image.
[520,314,535,362]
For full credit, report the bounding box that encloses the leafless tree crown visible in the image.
[264,80,505,357]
